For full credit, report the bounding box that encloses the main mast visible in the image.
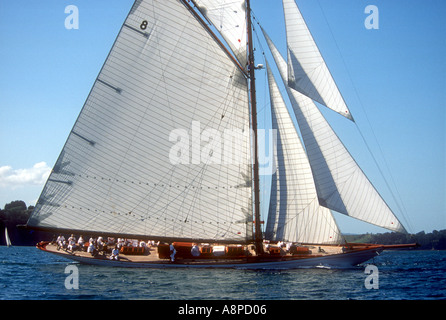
[246,0,263,255]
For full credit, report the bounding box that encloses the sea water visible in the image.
[0,247,445,300]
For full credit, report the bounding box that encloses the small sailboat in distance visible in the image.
[27,0,416,268]
[5,227,12,247]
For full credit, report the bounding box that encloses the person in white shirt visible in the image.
[87,241,96,256]
[56,234,65,249]
[67,234,77,251]
[117,238,124,249]
[110,246,119,260]
[77,236,85,251]
[97,236,106,254]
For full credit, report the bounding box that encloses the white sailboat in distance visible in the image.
[5,227,12,247]
[28,0,416,269]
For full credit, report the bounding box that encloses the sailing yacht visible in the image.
[28,0,415,268]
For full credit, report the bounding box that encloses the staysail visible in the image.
[266,62,342,244]
[263,28,407,233]
[282,0,353,120]
[28,0,253,243]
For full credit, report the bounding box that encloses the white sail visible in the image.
[283,0,353,120]
[266,63,342,244]
[263,29,406,233]
[5,227,11,247]
[28,0,253,243]
[193,0,247,66]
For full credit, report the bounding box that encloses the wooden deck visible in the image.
[37,241,391,268]
[36,238,417,268]
[44,242,166,263]
[40,241,357,265]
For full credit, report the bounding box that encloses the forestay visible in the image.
[28,0,253,243]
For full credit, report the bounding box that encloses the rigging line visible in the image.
[315,0,412,232]
[244,12,268,126]
[250,13,269,118]
[354,124,412,230]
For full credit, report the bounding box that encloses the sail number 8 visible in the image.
[140,20,148,30]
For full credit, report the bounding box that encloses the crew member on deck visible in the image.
[170,243,176,262]
[78,236,85,251]
[191,243,200,257]
[56,234,65,249]
[110,245,119,260]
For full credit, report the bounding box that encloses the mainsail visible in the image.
[28,0,253,243]
[266,62,342,244]
[282,0,353,120]
[262,27,407,234]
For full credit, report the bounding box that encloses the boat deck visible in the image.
[43,242,169,264]
[40,242,358,264]
[36,241,396,268]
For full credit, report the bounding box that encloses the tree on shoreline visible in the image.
[344,229,446,250]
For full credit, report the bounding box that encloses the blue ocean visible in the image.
[0,246,445,302]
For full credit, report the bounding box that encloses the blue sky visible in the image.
[0,0,444,235]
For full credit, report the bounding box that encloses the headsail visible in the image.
[28,0,253,243]
[263,28,406,234]
[266,62,342,244]
[282,0,353,121]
